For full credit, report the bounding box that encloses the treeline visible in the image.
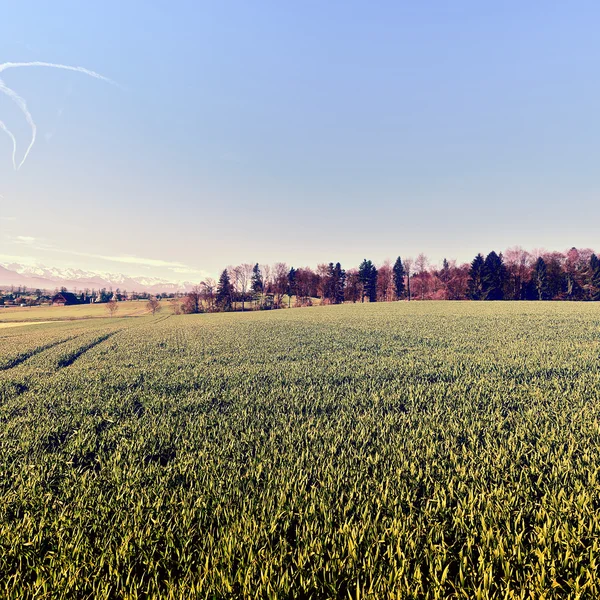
[467,247,600,301]
[0,286,180,307]
[178,246,600,313]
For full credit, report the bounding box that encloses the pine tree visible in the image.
[533,257,549,300]
[545,256,566,300]
[325,263,336,303]
[251,263,263,294]
[482,251,506,300]
[323,263,346,304]
[287,267,297,307]
[468,254,485,300]
[216,269,233,310]
[393,256,405,299]
[333,262,346,304]
[359,259,378,302]
[368,265,378,302]
[441,258,450,282]
[358,259,371,303]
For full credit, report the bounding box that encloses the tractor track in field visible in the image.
[5,315,170,372]
[48,315,172,372]
[0,334,85,371]
[56,332,120,368]
[1,316,171,402]
[0,331,122,403]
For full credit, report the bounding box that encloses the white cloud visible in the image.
[0,240,211,280]
[49,247,209,276]
[14,235,36,244]
[96,254,189,268]
[171,266,211,276]
[61,251,193,270]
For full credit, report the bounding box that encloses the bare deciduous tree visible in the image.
[403,257,414,301]
[200,279,216,312]
[147,296,161,315]
[504,246,531,300]
[273,262,288,308]
[257,264,273,308]
[228,266,240,311]
[260,264,272,294]
[238,263,253,311]
[345,268,361,303]
[316,264,329,302]
[106,298,118,317]
[416,253,428,275]
[182,286,202,314]
[294,267,316,306]
[170,299,182,315]
[377,259,394,301]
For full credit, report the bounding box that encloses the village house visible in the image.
[51,292,80,306]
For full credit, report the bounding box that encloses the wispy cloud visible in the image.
[1,238,210,279]
[14,235,36,244]
[0,61,116,169]
[171,266,210,275]
[94,254,191,269]
[51,247,207,275]
[50,248,187,269]
[5,234,52,251]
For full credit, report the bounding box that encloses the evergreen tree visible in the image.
[287,267,297,307]
[482,251,506,300]
[251,263,263,294]
[358,259,371,302]
[368,266,378,303]
[216,269,233,310]
[359,259,378,302]
[323,262,346,304]
[533,257,549,300]
[523,278,538,301]
[440,258,450,283]
[393,256,405,299]
[325,263,336,302]
[467,254,485,300]
[333,262,346,304]
[546,256,566,300]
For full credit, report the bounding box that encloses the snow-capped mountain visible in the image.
[0,263,196,294]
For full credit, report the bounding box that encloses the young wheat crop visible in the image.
[1,303,599,597]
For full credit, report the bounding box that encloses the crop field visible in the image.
[0,300,169,323]
[1,302,600,598]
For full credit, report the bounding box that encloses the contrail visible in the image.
[0,118,17,170]
[0,79,33,171]
[0,61,116,170]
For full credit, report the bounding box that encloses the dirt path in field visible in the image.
[0,321,54,329]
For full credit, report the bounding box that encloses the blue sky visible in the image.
[1,1,599,280]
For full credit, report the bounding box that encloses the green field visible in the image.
[1,302,600,597]
[0,300,169,323]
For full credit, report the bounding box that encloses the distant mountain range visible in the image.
[0,263,195,294]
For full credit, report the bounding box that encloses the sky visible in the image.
[1,1,599,281]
